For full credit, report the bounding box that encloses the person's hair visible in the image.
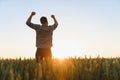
[40,16,48,24]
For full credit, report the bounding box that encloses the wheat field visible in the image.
[0,57,120,80]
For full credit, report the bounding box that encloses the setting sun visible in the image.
[53,53,68,59]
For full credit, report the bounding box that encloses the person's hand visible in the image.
[51,15,55,18]
[31,12,36,16]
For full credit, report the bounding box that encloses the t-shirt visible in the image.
[26,22,57,48]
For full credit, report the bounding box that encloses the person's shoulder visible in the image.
[34,24,41,26]
[48,24,57,30]
[48,24,55,27]
[32,24,41,30]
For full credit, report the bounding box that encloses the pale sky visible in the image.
[0,0,120,58]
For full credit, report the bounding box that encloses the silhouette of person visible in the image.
[26,12,58,63]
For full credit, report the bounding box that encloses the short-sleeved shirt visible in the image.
[26,22,57,48]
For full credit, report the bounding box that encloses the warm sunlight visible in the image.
[53,53,68,59]
[0,0,120,80]
[53,52,83,59]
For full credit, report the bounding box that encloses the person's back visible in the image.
[26,12,58,62]
[36,26,53,48]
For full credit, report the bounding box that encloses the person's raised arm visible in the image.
[51,15,58,26]
[26,12,36,26]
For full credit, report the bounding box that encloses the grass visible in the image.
[0,57,120,80]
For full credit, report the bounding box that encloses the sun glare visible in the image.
[53,53,69,59]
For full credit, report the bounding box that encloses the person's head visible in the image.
[40,16,48,25]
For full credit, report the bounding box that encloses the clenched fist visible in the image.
[31,12,36,16]
[51,15,55,18]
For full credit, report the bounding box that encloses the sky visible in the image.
[0,0,120,59]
